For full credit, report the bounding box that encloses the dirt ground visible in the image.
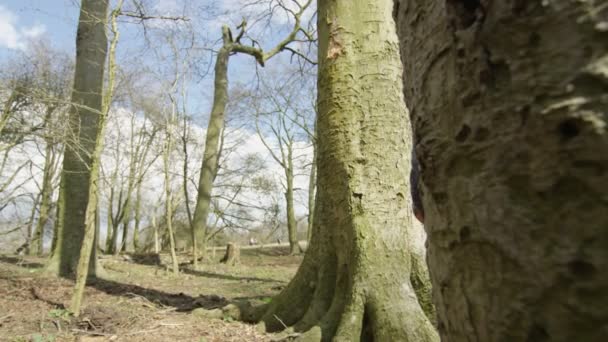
[0,246,302,342]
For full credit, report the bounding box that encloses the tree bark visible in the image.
[47,0,109,277]
[253,1,438,340]
[191,26,231,262]
[396,0,608,341]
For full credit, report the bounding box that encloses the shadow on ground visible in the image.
[89,277,228,312]
[181,268,283,284]
[0,255,45,269]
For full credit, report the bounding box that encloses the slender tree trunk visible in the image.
[105,185,115,253]
[50,180,63,255]
[119,208,132,253]
[396,1,608,341]
[285,152,299,255]
[163,129,179,275]
[132,179,142,252]
[110,187,123,255]
[307,142,316,242]
[31,109,58,256]
[181,116,197,267]
[191,26,231,261]
[253,1,438,340]
[47,0,109,278]
[153,214,159,254]
[25,193,41,255]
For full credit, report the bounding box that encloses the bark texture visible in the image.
[253,0,438,340]
[47,0,109,277]
[396,0,608,341]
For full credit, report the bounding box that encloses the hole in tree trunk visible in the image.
[558,119,581,141]
[455,124,472,142]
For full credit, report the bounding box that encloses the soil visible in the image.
[0,246,302,342]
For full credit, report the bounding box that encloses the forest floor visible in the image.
[0,245,302,342]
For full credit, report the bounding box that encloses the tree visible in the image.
[47,0,110,278]
[253,74,314,255]
[249,0,438,340]
[191,0,314,266]
[0,43,71,253]
[396,0,608,341]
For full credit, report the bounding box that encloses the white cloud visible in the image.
[0,5,46,50]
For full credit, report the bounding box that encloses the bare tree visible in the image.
[191,0,315,266]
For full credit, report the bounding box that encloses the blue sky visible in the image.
[0,0,316,127]
[0,0,78,58]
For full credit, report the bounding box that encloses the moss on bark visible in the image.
[251,0,439,340]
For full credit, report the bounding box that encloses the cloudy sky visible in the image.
[0,0,317,247]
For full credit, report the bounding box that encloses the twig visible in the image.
[71,329,115,337]
[123,325,162,336]
[273,314,288,330]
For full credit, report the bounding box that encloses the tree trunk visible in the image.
[47,0,109,278]
[163,128,179,275]
[152,214,159,254]
[105,186,115,253]
[70,0,120,316]
[396,1,608,341]
[110,187,123,255]
[25,193,41,255]
[31,109,58,256]
[285,153,299,255]
[182,116,197,267]
[219,243,240,266]
[307,141,316,242]
[191,26,231,260]
[253,1,438,340]
[132,179,142,252]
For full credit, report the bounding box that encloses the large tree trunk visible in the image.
[191,26,231,262]
[253,1,438,340]
[396,1,608,341]
[47,0,109,277]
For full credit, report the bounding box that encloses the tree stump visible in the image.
[219,243,239,266]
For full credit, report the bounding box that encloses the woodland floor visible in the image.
[0,245,302,342]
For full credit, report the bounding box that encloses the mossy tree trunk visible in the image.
[253,0,438,340]
[70,0,122,316]
[47,0,110,277]
[396,0,608,341]
[191,27,231,267]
